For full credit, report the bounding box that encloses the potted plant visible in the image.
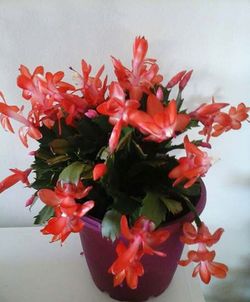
[0,36,249,301]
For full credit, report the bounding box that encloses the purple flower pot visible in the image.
[79,181,206,301]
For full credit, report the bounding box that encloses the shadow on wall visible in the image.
[205,255,250,302]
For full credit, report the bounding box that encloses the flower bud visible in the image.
[179,70,193,91]
[156,87,163,101]
[166,70,186,89]
[93,163,107,181]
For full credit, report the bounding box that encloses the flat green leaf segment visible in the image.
[140,192,167,227]
[58,162,86,184]
[34,205,54,225]
[161,197,183,215]
[101,210,121,241]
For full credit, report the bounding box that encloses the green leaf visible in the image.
[49,139,71,155]
[80,164,93,180]
[176,91,183,110]
[116,128,132,151]
[160,197,183,215]
[131,140,147,159]
[177,181,201,197]
[58,161,85,184]
[101,209,121,241]
[140,192,166,227]
[46,155,70,166]
[185,119,199,130]
[96,147,109,161]
[34,205,54,225]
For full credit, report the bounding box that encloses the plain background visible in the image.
[0,1,249,300]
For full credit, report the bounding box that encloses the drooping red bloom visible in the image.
[129,95,190,143]
[179,247,228,284]
[112,36,163,100]
[168,135,212,188]
[191,99,249,141]
[38,181,94,243]
[212,103,250,137]
[179,222,228,284]
[97,82,140,152]
[109,215,170,289]
[41,201,94,243]
[0,91,18,133]
[180,222,224,246]
[0,168,32,193]
[228,103,250,128]
[0,99,42,147]
[38,181,92,216]
[110,242,144,289]
[93,163,107,181]
[190,98,230,142]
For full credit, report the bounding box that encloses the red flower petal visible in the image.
[38,189,60,207]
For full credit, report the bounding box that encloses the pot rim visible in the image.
[82,179,206,232]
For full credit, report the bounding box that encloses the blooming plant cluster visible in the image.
[0,37,249,289]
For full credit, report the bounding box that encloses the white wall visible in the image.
[0,1,249,294]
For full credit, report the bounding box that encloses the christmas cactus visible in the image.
[0,37,249,289]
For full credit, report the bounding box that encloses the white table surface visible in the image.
[0,227,205,302]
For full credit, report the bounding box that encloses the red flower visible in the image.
[110,242,144,289]
[38,181,92,216]
[17,64,91,131]
[212,103,250,137]
[0,92,18,133]
[169,135,212,188]
[41,201,94,243]
[97,82,140,152]
[38,181,94,243]
[0,94,43,147]
[228,103,249,128]
[180,222,224,246]
[129,95,190,143]
[112,36,163,100]
[17,65,74,101]
[191,99,249,141]
[179,222,228,284]
[109,215,169,289]
[78,60,107,107]
[93,163,107,181]
[190,98,230,142]
[179,247,228,284]
[0,168,32,193]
